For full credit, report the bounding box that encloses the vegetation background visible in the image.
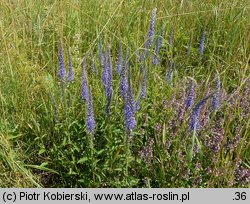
[0,0,249,187]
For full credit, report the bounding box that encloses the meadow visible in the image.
[0,0,249,188]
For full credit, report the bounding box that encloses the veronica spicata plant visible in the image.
[86,87,95,134]
[146,8,157,49]
[169,27,173,48]
[105,46,113,97]
[58,40,66,82]
[153,25,165,65]
[185,79,195,109]
[199,29,205,55]
[124,82,136,133]
[141,8,157,62]
[116,41,123,75]
[98,38,104,65]
[211,75,221,111]
[67,48,74,82]
[120,49,129,98]
[190,93,214,132]
[81,57,89,102]
[166,60,174,84]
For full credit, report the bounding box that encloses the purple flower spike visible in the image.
[141,74,147,99]
[86,87,95,135]
[81,57,89,102]
[146,8,157,48]
[108,47,113,87]
[185,79,195,109]
[58,40,66,81]
[105,47,113,116]
[169,27,173,48]
[140,62,145,73]
[211,75,221,111]
[106,91,112,116]
[166,60,174,83]
[153,53,159,65]
[135,97,141,111]
[141,8,157,63]
[92,58,98,75]
[98,38,104,64]
[102,54,107,87]
[106,46,113,97]
[153,25,165,65]
[102,47,113,98]
[101,46,113,116]
[120,49,129,98]
[125,83,136,133]
[190,93,213,132]
[199,29,205,55]
[67,48,74,82]
[116,41,123,75]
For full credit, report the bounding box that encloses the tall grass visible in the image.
[0,0,249,187]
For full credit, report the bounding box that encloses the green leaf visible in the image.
[96,149,105,155]
[38,148,46,155]
[77,157,88,164]
[68,168,77,175]
[78,179,85,183]
[24,164,58,174]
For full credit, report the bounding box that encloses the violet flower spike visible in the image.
[98,38,104,64]
[212,75,221,111]
[166,60,173,84]
[58,40,66,81]
[106,91,112,116]
[136,96,141,111]
[86,87,95,135]
[103,46,113,116]
[185,79,195,109]
[102,47,113,98]
[141,8,157,63]
[116,41,123,75]
[153,25,165,65]
[101,54,107,87]
[190,93,214,132]
[146,8,157,49]
[140,61,145,73]
[67,48,74,82]
[141,74,147,99]
[124,83,136,132]
[81,57,89,102]
[169,27,173,48]
[136,73,147,110]
[106,46,113,97]
[120,49,129,98]
[92,58,98,75]
[199,29,205,55]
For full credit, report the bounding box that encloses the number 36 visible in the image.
[235,192,246,200]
